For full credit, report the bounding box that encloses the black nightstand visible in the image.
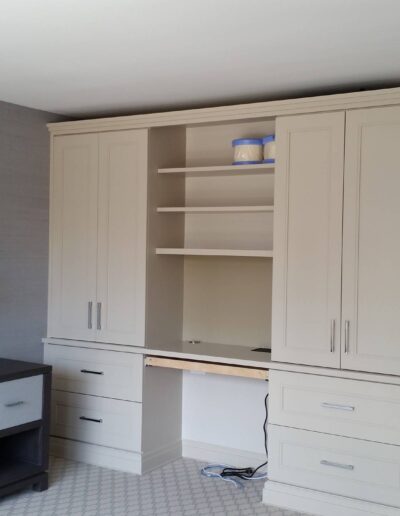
[0,359,51,497]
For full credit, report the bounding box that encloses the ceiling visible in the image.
[1,0,399,117]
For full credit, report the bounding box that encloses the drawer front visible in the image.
[51,391,142,452]
[269,370,400,445]
[268,425,400,508]
[0,375,43,430]
[45,344,142,402]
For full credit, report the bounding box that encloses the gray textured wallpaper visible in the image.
[0,101,63,362]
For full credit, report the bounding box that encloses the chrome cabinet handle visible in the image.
[5,401,25,408]
[345,320,350,354]
[80,369,104,376]
[330,319,336,353]
[88,301,93,329]
[320,459,354,471]
[97,302,102,330]
[79,416,103,424]
[321,402,355,412]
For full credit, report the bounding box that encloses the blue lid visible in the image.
[232,138,263,147]
[262,135,275,144]
[233,160,263,165]
[262,158,275,163]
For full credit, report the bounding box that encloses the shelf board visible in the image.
[155,248,273,258]
[157,205,274,214]
[158,163,274,176]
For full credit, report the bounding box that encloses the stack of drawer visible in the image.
[45,344,143,464]
[268,370,400,508]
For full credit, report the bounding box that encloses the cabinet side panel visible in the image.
[145,127,186,347]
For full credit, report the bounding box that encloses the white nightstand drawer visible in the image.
[269,370,400,445]
[0,375,43,430]
[45,344,142,402]
[268,425,400,508]
[51,391,142,452]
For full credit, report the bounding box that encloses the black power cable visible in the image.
[220,392,269,481]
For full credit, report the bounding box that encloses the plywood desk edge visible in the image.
[145,355,269,380]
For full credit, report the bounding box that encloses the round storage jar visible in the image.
[232,138,263,165]
[262,135,276,163]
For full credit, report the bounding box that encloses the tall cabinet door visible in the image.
[342,106,400,375]
[48,134,98,340]
[272,112,345,367]
[96,130,148,346]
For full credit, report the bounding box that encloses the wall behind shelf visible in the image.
[0,101,64,362]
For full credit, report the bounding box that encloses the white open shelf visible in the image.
[158,163,274,176]
[155,248,273,258]
[157,205,274,213]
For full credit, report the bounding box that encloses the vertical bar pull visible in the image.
[330,319,336,353]
[88,301,93,329]
[97,302,102,330]
[345,320,350,354]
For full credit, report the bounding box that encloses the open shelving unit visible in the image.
[147,117,276,357]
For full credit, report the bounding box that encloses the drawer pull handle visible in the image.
[5,401,25,408]
[330,319,335,353]
[79,416,103,424]
[97,302,102,330]
[321,402,355,412]
[345,320,350,354]
[88,301,93,329]
[320,459,354,471]
[80,369,104,376]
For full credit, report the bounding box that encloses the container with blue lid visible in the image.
[262,134,276,163]
[232,138,263,165]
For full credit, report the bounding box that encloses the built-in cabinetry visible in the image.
[265,104,400,515]
[48,130,148,346]
[43,88,400,514]
[272,105,400,376]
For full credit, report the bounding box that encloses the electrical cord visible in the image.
[201,392,269,488]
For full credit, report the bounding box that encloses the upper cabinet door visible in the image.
[96,130,148,346]
[272,112,345,367]
[48,134,98,341]
[342,106,400,375]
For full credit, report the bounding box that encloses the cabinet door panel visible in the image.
[96,130,148,345]
[48,134,98,340]
[272,112,344,367]
[342,106,400,374]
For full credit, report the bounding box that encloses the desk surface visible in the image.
[145,341,271,369]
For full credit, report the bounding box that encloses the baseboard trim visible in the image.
[50,437,142,474]
[142,440,182,474]
[182,439,266,468]
[263,481,400,516]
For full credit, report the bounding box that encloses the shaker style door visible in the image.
[95,130,148,346]
[342,106,400,375]
[48,134,98,341]
[272,112,345,367]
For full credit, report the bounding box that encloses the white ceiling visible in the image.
[1,0,399,117]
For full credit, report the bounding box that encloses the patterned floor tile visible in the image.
[0,457,305,515]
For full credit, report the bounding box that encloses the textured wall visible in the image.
[0,101,62,362]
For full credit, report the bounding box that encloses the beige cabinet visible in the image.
[48,134,98,341]
[272,112,345,367]
[48,130,148,346]
[341,106,400,375]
